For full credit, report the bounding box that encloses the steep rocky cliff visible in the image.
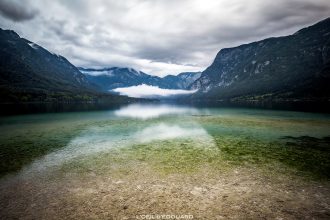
[190,18,330,102]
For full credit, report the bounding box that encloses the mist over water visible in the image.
[112,84,197,98]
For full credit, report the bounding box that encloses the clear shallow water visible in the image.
[0,103,330,179]
[1,103,329,220]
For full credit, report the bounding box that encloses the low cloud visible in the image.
[112,84,197,98]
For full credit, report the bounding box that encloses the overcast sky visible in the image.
[0,0,329,77]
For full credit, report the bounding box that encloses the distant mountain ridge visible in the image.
[0,29,133,103]
[79,67,201,90]
[189,17,330,102]
[162,72,202,89]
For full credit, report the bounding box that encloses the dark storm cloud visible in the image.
[0,0,38,21]
[1,0,330,76]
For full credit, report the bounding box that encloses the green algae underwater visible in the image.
[0,103,330,219]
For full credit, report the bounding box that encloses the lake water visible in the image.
[0,103,329,176]
[0,103,330,218]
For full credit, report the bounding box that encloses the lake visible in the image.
[0,103,330,219]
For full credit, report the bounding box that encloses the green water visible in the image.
[0,103,329,179]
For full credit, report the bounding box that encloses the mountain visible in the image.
[0,29,132,103]
[79,67,201,90]
[161,72,202,89]
[190,17,330,102]
[79,67,165,90]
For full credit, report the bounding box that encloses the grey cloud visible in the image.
[1,0,330,76]
[0,0,38,21]
[101,0,330,70]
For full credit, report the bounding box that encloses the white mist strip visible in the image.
[112,84,197,98]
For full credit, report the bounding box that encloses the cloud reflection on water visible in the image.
[114,103,198,119]
[16,122,215,177]
[2,105,215,182]
[134,123,209,143]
